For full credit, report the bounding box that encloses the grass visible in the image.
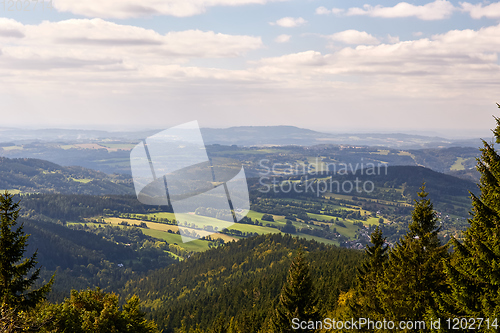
[106,217,178,231]
[228,223,282,235]
[106,217,234,240]
[398,151,413,157]
[294,233,339,246]
[75,218,234,252]
[2,146,23,151]
[144,212,176,220]
[308,212,340,222]
[451,157,467,171]
[329,220,360,238]
[70,178,93,183]
[246,210,265,220]
[365,217,383,225]
[372,149,390,155]
[86,202,372,253]
[0,189,21,194]
[141,229,211,252]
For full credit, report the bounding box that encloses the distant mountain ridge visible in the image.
[0,126,485,149]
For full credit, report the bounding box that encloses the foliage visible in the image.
[20,193,172,221]
[0,157,132,195]
[347,227,388,320]
[0,191,55,332]
[261,214,275,222]
[121,233,364,332]
[335,185,448,330]
[22,220,177,303]
[271,247,320,332]
[42,288,158,333]
[0,191,54,310]
[440,106,500,328]
[377,185,448,322]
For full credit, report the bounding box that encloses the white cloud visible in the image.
[331,8,345,15]
[270,17,307,28]
[328,30,380,45]
[0,18,499,132]
[461,2,500,19]
[387,34,400,43]
[275,34,291,43]
[0,18,263,75]
[315,7,344,15]
[413,31,424,37]
[53,0,288,19]
[345,0,456,20]
[255,23,500,102]
[315,6,330,15]
[0,18,25,38]
[257,50,327,67]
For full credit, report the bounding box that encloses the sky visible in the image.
[0,0,500,137]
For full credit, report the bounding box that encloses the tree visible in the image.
[281,220,297,234]
[47,288,158,333]
[0,191,54,332]
[377,185,448,322]
[347,227,388,321]
[0,191,54,309]
[262,214,275,222]
[440,105,500,325]
[271,247,320,332]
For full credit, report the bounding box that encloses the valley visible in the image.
[0,129,486,332]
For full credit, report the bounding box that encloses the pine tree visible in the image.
[441,105,500,326]
[0,191,54,310]
[348,227,388,320]
[271,247,320,332]
[378,185,448,323]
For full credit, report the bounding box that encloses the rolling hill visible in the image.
[0,157,133,195]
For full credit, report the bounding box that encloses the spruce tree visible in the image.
[441,106,500,326]
[348,227,388,320]
[0,191,54,310]
[271,247,320,332]
[378,185,448,323]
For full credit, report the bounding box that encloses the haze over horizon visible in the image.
[0,124,493,142]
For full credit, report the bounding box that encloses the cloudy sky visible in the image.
[0,0,499,136]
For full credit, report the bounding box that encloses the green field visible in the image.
[69,178,93,183]
[294,233,339,246]
[69,220,216,252]
[227,223,282,235]
[366,217,383,225]
[141,229,211,252]
[451,157,467,171]
[0,189,21,194]
[111,209,347,249]
[246,210,266,220]
[2,146,23,151]
[145,212,235,232]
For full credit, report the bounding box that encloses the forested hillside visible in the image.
[22,218,178,302]
[0,157,133,194]
[120,233,364,332]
